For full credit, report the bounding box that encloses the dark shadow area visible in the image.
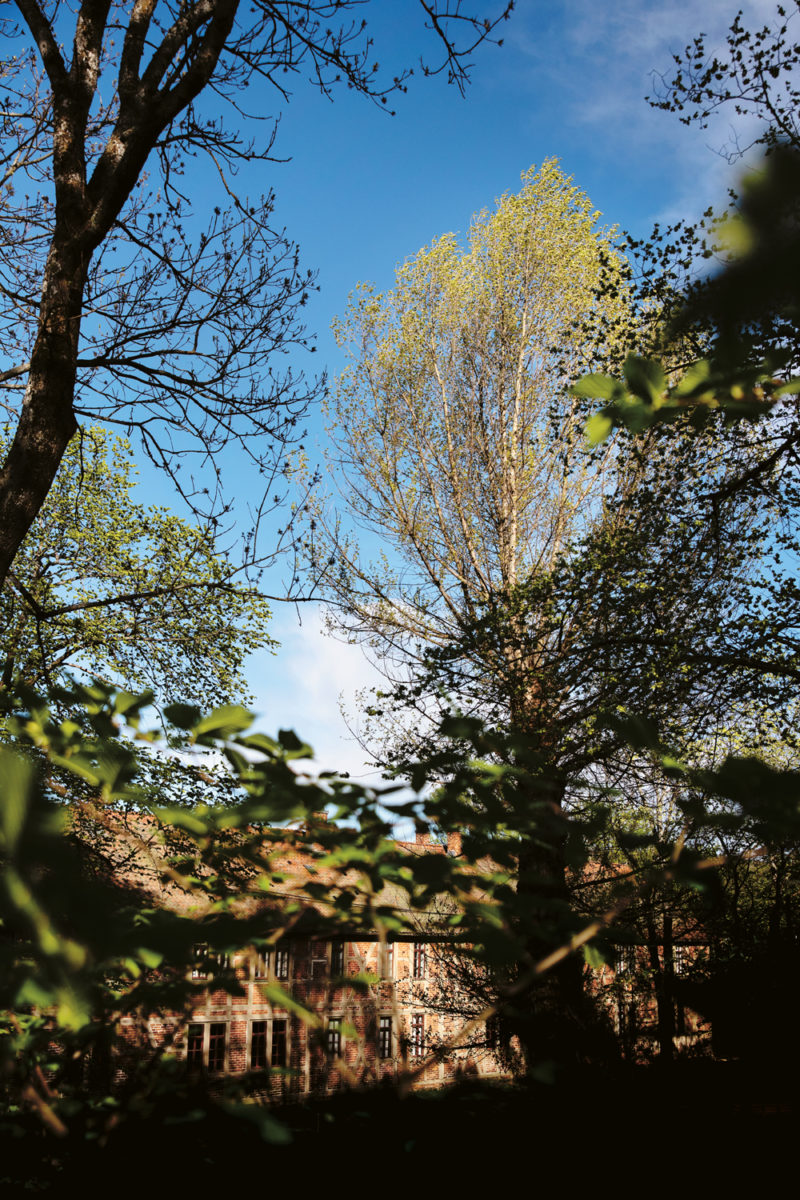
[3,1063,796,1189]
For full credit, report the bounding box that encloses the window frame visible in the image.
[250,1019,269,1070]
[252,949,270,979]
[191,943,209,981]
[378,1014,393,1060]
[615,946,636,977]
[187,1022,205,1068]
[310,939,329,980]
[185,1020,228,1073]
[410,1013,425,1058]
[271,1017,288,1068]
[379,939,395,980]
[191,944,230,981]
[274,942,290,980]
[207,1021,227,1073]
[249,1017,289,1070]
[331,939,345,976]
[326,1016,342,1057]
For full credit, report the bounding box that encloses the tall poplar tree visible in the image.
[312,160,794,1065]
[316,161,772,764]
[319,161,629,734]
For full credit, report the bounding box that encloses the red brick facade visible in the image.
[100,822,508,1095]
[116,934,509,1096]
[78,810,712,1091]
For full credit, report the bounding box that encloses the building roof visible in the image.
[66,801,474,939]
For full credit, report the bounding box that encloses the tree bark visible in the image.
[0,236,88,585]
[647,912,674,1063]
[507,768,615,1070]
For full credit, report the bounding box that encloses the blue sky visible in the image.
[153,0,782,782]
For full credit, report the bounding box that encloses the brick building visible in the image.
[141,925,503,1097]
[73,806,508,1095]
[70,804,713,1094]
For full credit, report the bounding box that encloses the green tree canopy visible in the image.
[1,427,275,709]
[313,161,789,775]
[316,162,630,742]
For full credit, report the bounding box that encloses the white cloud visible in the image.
[245,603,391,786]
[246,605,421,836]
[507,0,791,223]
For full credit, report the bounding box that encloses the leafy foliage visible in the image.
[305,152,800,1066]
[1,427,275,706]
[0,680,735,1141]
[575,148,800,443]
[649,2,800,160]
[568,0,800,1072]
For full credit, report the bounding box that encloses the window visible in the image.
[331,940,345,976]
[327,1017,342,1057]
[250,1020,268,1070]
[485,1014,500,1051]
[271,1018,288,1068]
[379,940,394,980]
[378,1015,392,1060]
[311,940,328,979]
[412,941,427,979]
[208,1022,226,1072]
[274,944,290,979]
[191,944,209,980]
[253,949,270,979]
[410,1013,425,1058]
[186,1021,227,1072]
[252,1018,288,1070]
[187,1023,205,1069]
[191,944,229,980]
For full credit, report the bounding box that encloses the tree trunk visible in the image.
[506,768,615,1071]
[647,912,674,1063]
[0,233,88,588]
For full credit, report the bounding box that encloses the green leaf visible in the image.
[163,702,203,730]
[153,807,210,835]
[277,729,305,752]
[672,358,711,397]
[774,375,800,397]
[237,732,281,756]
[135,947,164,969]
[439,715,484,740]
[194,705,254,738]
[262,983,322,1027]
[0,749,34,854]
[113,690,154,719]
[623,356,666,404]
[584,412,614,446]
[571,372,619,401]
[55,987,92,1032]
[583,943,606,969]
